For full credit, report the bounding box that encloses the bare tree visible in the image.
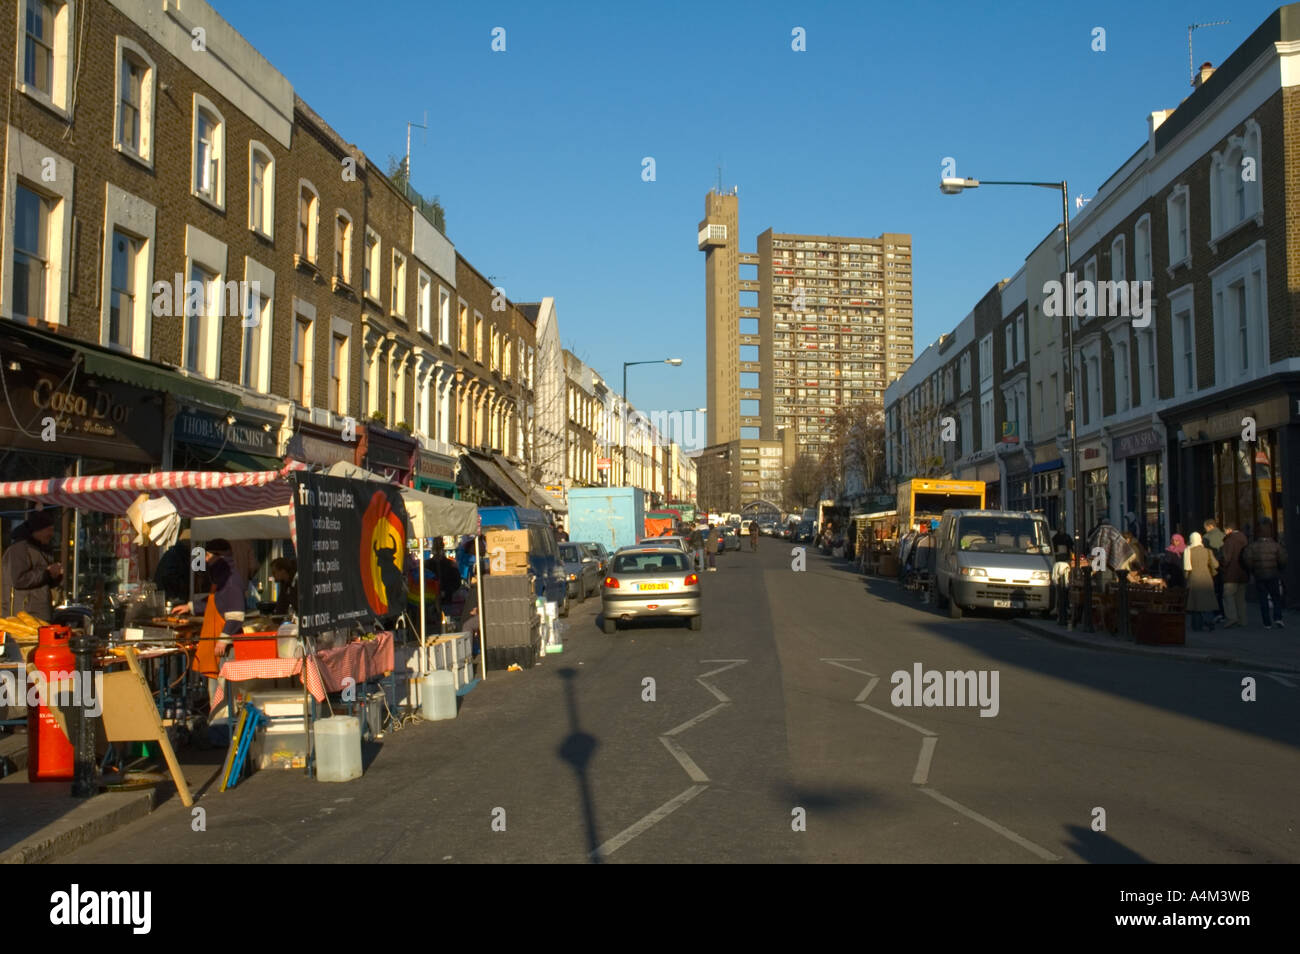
[783,454,824,512]
[821,400,887,499]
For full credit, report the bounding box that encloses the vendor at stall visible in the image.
[269,557,298,615]
[1,510,62,621]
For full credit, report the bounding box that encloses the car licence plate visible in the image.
[638,582,669,591]
[993,599,1024,609]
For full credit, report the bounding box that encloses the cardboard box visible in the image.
[485,530,528,556]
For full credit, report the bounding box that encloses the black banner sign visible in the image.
[291,473,408,635]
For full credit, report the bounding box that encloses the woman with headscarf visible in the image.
[1159,534,1187,589]
[1184,531,1219,631]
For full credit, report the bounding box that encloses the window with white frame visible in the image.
[363,229,380,300]
[290,303,314,404]
[417,271,431,334]
[329,328,349,416]
[1110,235,1125,282]
[978,334,992,384]
[239,257,274,393]
[1004,325,1014,369]
[1210,243,1268,385]
[183,225,227,378]
[297,180,319,265]
[1016,315,1025,364]
[979,393,993,451]
[192,96,225,208]
[1170,291,1195,395]
[438,287,451,345]
[1210,120,1263,240]
[12,183,53,323]
[17,0,74,116]
[390,250,406,317]
[1134,215,1152,281]
[1081,257,1098,318]
[334,211,352,283]
[114,38,155,165]
[1114,339,1130,413]
[475,313,484,363]
[959,352,971,393]
[108,231,141,352]
[503,332,512,378]
[1167,186,1190,267]
[247,143,274,238]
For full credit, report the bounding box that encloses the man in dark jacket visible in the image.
[1219,521,1249,628]
[1203,519,1226,621]
[1,510,63,620]
[1244,519,1287,628]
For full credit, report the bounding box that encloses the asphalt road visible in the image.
[61,543,1300,863]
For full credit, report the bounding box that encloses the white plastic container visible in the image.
[421,670,457,721]
[314,716,362,782]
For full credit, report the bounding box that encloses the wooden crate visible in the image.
[1134,611,1185,645]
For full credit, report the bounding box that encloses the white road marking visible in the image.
[596,660,747,857]
[919,787,1060,861]
[659,736,709,783]
[696,659,748,702]
[1264,673,1298,688]
[1218,668,1299,687]
[858,703,937,737]
[855,677,880,704]
[663,702,729,737]
[591,785,710,860]
[912,736,937,785]
[821,659,879,678]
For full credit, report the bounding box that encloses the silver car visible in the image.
[601,546,701,633]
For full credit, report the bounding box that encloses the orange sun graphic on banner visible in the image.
[360,491,407,615]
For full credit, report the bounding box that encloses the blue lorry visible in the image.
[566,487,646,557]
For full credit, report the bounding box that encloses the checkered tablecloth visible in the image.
[209,632,394,708]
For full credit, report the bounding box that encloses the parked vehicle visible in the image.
[600,546,702,633]
[931,510,1054,620]
[579,541,610,574]
[559,542,602,602]
[567,487,646,555]
[637,535,689,553]
[478,505,570,616]
[795,521,815,544]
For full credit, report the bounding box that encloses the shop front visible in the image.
[0,333,165,603]
[172,406,283,472]
[415,448,458,498]
[361,424,416,486]
[1032,460,1064,530]
[1171,394,1292,543]
[974,458,1001,509]
[1111,425,1167,553]
[284,421,358,470]
[1079,443,1109,533]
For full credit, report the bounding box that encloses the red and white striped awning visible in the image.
[0,463,307,517]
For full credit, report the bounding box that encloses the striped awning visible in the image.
[0,463,306,516]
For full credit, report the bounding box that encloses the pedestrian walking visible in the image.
[688,524,706,572]
[1244,518,1287,628]
[749,522,759,552]
[1203,519,1226,622]
[1219,521,1249,628]
[1184,532,1220,631]
[706,525,721,572]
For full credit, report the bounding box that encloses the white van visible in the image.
[931,510,1054,619]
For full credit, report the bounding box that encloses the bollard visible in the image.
[1057,574,1068,627]
[1117,573,1130,640]
[69,632,98,799]
[1083,565,1095,633]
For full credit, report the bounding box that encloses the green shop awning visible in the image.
[76,347,240,410]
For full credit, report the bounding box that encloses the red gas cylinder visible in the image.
[27,624,75,781]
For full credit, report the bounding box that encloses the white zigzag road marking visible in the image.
[591,660,749,859]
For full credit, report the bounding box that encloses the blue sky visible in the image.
[212,0,1281,416]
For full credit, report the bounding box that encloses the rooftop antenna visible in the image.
[1188,20,1230,86]
[716,163,723,195]
[404,110,428,185]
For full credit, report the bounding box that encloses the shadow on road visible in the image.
[1061,824,1152,863]
[555,666,602,862]
[836,554,1300,752]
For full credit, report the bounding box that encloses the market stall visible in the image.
[1067,563,1187,643]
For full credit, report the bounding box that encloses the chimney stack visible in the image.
[1194,61,1215,87]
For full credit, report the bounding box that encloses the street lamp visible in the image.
[941,175,1081,617]
[622,358,683,489]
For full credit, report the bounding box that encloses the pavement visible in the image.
[3,545,1298,863]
